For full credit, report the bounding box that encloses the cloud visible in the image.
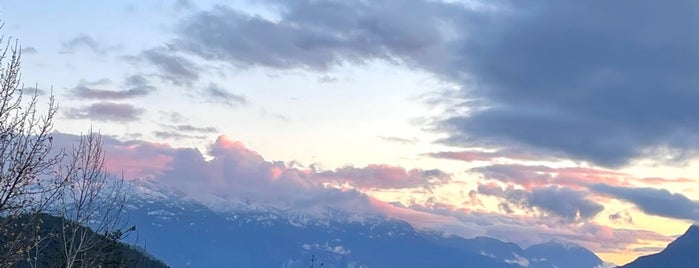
[317,164,451,190]
[168,124,217,133]
[407,202,670,254]
[477,184,604,221]
[141,47,200,85]
[168,0,699,166]
[174,0,195,11]
[590,184,699,221]
[437,0,699,166]
[79,134,450,214]
[153,124,218,140]
[201,83,247,107]
[61,34,119,54]
[70,75,155,100]
[173,1,456,70]
[378,136,418,145]
[80,78,112,86]
[21,86,46,96]
[48,132,672,256]
[65,102,144,122]
[258,108,290,122]
[22,46,37,54]
[70,86,152,100]
[427,149,535,162]
[472,164,630,190]
[158,111,187,123]
[608,211,633,224]
[123,74,153,88]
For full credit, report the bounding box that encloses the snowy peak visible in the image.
[123,179,604,267]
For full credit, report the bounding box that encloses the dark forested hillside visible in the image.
[0,213,168,268]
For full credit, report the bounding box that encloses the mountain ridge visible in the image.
[122,178,605,268]
[620,224,699,268]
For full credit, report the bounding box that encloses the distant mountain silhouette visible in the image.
[621,224,699,268]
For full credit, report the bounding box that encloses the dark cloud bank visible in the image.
[167,0,699,167]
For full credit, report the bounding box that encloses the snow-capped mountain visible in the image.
[123,179,605,268]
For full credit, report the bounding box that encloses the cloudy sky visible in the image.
[4,0,699,264]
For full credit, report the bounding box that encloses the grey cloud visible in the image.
[71,85,152,100]
[61,34,119,54]
[65,102,144,122]
[608,211,633,224]
[439,0,699,166]
[22,46,37,54]
[171,0,699,166]
[124,74,149,88]
[427,149,528,162]
[477,184,604,221]
[141,47,200,85]
[22,86,46,96]
[317,165,451,190]
[153,130,204,140]
[591,184,699,221]
[202,83,247,107]
[70,75,155,100]
[80,78,112,86]
[173,1,457,70]
[174,0,195,11]
[153,124,217,140]
[159,111,187,123]
[169,124,217,133]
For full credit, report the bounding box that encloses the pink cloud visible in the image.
[474,164,637,190]
[72,134,449,213]
[103,142,175,179]
[427,148,535,162]
[49,132,678,259]
[317,164,450,190]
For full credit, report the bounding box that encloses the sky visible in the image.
[3,0,699,265]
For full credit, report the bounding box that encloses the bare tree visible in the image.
[0,20,143,267]
[0,30,63,265]
[55,131,132,268]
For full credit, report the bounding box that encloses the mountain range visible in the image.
[121,179,609,268]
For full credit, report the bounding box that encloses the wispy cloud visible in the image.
[378,136,419,145]
[61,34,120,54]
[65,102,144,122]
[201,83,247,107]
[317,164,450,190]
[22,46,37,54]
[69,75,155,100]
[140,47,200,86]
[70,85,152,100]
[477,184,604,222]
